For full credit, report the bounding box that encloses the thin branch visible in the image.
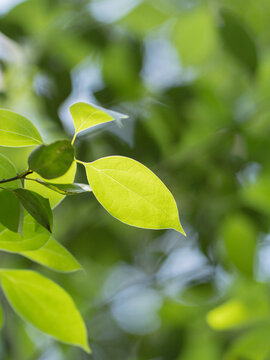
[0,170,33,185]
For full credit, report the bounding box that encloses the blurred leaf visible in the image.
[0,109,43,147]
[172,7,217,65]
[0,270,90,352]
[207,299,250,330]
[83,156,185,233]
[14,189,53,233]
[21,237,82,273]
[25,161,77,208]
[28,140,74,179]
[221,213,257,276]
[70,102,114,138]
[0,190,22,233]
[118,2,169,36]
[179,322,221,360]
[225,325,270,360]
[241,172,270,215]
[32,179,91,195]
[0,216,50,252]
[207,288,269,331]
[102,40,143,99]
[219,9,258,74]
[0,301,3,330]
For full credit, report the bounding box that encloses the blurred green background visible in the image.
[0,0,270,359]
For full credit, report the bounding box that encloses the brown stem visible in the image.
[0,170,33,184]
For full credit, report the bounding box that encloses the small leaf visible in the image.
[70,102,114,136]
[219,9,258,74]
[0,190,22,232]
[83,156,185,233]
[25,162,77,208]
[0,270,90,352]
[0,109,43,147]
[32,179,91,195]
[28,140,74,180]
[21,237,82,273]
[13,189,53,232]
[0,216,50,252]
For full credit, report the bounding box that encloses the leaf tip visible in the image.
[82,342,92,354]
[174,221,186,236]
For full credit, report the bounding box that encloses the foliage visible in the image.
[0,0,269,359]
[0,103,184,353]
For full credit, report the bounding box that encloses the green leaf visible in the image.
[28,140,74,179]
[0,153,21,190]
[0,270,90,352]
[25,161,77,208]
[0,216,50,252]
[21,237,82,273]
[225,325,270,360]
[13,189,53,232]
[172,7,217,65]
[0,190,22,233]
[0,109,43,147]
[31,179,91,196]
[219,9,258,74]
[221,214,256,277]
[83,156,185,233]
[70,102,114,136]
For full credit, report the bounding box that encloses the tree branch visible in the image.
[0,170,33,185]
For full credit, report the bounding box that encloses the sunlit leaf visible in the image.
[21,237,82,273]
[0,109,43,147]
[70,102,114,137]
[207,299,249,330]
[207,290,269,331]
[28,140,74,179]
[83,156,185,233]
[219,9,258,74]
[0,270,90,352]
[14,189,53,232]
[0,216,50,252]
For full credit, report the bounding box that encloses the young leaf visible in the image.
[0,270,90,352]
[31,179,91,196]
[219,9,258,74]
[0,190,22,233]
[13,189,53,232]
[0,216,50,252]
[83,156,185,233]
[25,162,77,208]
[28,140,74,179]
[70,102,114,137]
[0,109,43,147]
[21,237,82,273]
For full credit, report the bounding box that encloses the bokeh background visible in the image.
[0,0,270,359]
